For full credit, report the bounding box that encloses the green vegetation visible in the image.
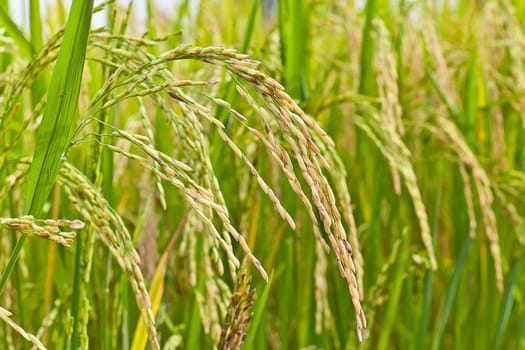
[0,0,524,349]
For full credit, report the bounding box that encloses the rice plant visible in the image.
[0,1,524,349]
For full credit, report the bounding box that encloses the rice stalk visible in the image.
[35,299,62,342]
[217,265,255,350]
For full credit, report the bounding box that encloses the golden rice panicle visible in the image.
[0,216,83,247]
[412,4,505,290]
[70,41,367,340]
[373,19,404,136]
[459,163,477,238]
[199,234,228,342]
[350,104,436,270]
[430,118,504,291]
[373,19,403,195]
[501,2,525,129]
[215,55,367,338]
[217,266,255,350]
[57,163,161,350]
[314,243,332,334]
[420,12,458,106]
[157,44,368,338]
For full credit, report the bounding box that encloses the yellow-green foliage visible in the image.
[0,1,524,350]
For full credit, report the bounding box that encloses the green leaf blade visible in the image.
[25,0,94,218]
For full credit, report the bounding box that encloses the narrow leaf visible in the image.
[0,7,33,59]
[242,272,274,349]
[25,0,94,217]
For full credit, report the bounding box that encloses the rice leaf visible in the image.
[358,0,378,95]
[492,258,521,349]
[279,0,309,100]
[0,6,33,59]
[25,0,94,217]
[431,234,473,350]
[242,272,273,349]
